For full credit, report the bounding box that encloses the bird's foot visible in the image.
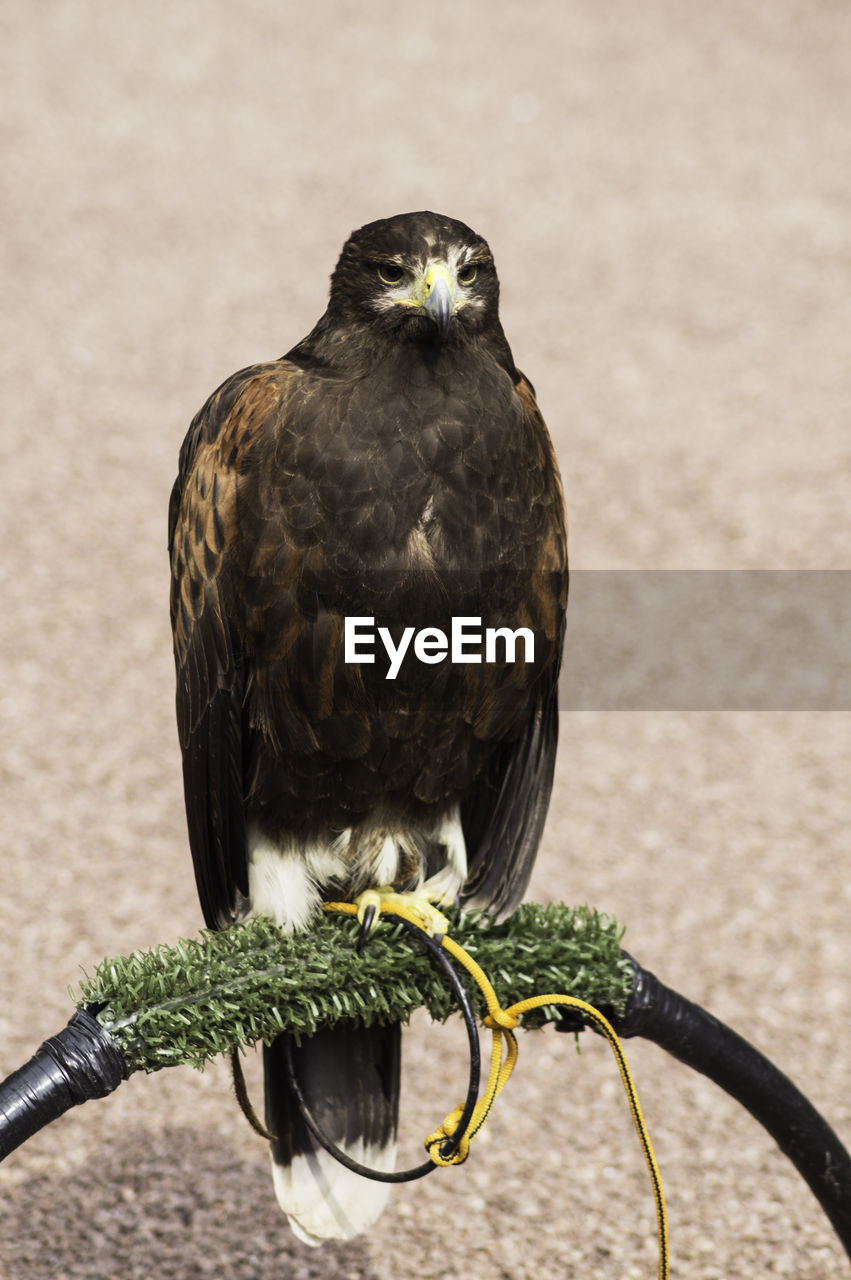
[355,886,451,938]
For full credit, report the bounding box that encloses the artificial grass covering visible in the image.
[76,903,631,1073]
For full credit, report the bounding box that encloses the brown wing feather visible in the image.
[459,369,567,918]
[168,363,298,926]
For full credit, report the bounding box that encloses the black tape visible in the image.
[0,1007,126,1161]
[613,955,851,1261]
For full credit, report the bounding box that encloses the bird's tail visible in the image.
[263,1022,400,1245]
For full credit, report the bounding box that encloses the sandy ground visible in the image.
[1,3,850,1277]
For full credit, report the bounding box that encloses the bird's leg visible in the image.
[355,885,451,939]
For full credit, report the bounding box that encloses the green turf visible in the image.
[75,903,631,1075]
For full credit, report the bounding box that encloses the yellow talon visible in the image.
[353,886,450,936]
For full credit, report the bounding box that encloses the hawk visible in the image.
[168,211,567,1243]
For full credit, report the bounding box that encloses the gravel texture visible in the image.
[1,3,849,1277]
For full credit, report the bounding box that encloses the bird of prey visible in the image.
[168,211,567,1244]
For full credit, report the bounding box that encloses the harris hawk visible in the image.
[168,211,567,1243]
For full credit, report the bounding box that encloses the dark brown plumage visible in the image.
[168,210,567,1242]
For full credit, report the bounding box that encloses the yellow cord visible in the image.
[324,900,668,1280]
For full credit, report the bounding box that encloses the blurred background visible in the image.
[1,3,849,1276]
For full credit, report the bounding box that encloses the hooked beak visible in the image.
[422,263,455,340]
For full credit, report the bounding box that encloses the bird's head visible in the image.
[327,211,502,345]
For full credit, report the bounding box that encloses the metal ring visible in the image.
[284,912,481,1182]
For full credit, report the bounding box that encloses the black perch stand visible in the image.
[1,958,850,1265]
[0,1008,126,1160]
[614,959,851,1259]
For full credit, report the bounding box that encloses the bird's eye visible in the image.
[457,263,478,287]
[377,263,405,286]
